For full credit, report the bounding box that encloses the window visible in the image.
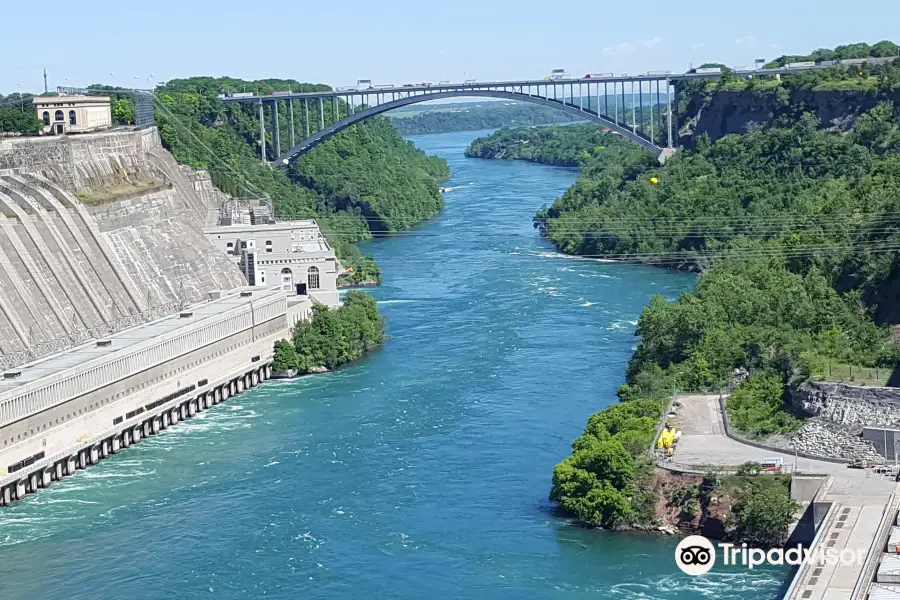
[69,110,77,125]
[266,240,273,253]
[308,266,320,290]
[42,111,50,125]
[280,268,293,291]
[55,110,64,121]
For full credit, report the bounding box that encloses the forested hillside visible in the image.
[465,124,626,167]
[392,102,579,135]
[152,77,449,282]
[544,53,900,529]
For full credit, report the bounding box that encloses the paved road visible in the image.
[670,394,898,600]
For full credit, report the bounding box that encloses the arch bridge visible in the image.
[220,76,681,164]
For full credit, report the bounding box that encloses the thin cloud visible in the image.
[734,35,757,47]
[601,42,636,57]
[643,37,664,48]
[690,43,705,51]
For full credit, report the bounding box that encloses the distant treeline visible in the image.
[391,102,580,135]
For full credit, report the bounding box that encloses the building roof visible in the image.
[0,286,283,396]
[33,95,110,106]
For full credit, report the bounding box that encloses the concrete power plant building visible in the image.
[34,95,112,135]
[0,126,322,506]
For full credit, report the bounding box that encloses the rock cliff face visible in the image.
[787,381,894,462]
[0,128,244,369]
[678,88,900,147]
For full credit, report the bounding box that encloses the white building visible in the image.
[34,96,112,135]
[204,199,340,309]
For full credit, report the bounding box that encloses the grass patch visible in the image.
[78,177,166,205]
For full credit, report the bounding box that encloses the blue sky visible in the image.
[3,0,899,93]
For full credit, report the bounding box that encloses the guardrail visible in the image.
[716,393,851,465]
[851,488,898,600]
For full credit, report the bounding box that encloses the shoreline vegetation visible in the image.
[469,44,900,543]
[391,101,579,136]
[272,291,386,378]
[147,77,449,279]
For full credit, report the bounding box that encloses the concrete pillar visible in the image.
[101,439,110,458]
[77,449,88,468]
[142,421,151,438]
[15,480,26,499]
[112,436,121,454]
[193,397,202,413]
[41,468,52,488]
[90,445,100,464]
[151,418,160,435]
[162,411,170,427]
[2,486,11,506]
[54,462,63,481]
[245,374,252,388]
[28,472,38,492]
[207,392,215,407]
[133,427,142,443]
[237,378,245,393]
[66,455,77,475]
[121,430,131,448]
[187,401,196,418]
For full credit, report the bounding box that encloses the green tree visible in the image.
[727,485,799,547]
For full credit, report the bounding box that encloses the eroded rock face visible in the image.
[787,382,898,462]
[791,381,900,427]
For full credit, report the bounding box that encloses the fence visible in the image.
[0,301,180,371]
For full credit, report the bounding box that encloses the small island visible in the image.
[272,291,386,378]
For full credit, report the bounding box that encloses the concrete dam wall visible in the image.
[0,128,245,370]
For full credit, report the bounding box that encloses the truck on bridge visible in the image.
[583,72,613,79]
[546,69,568,81]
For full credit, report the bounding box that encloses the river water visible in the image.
[0,130,790,599]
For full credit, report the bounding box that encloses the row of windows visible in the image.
[0,297,285,428]
[1,315,284,452]
[41,110,77,126]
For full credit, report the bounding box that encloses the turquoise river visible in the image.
[0,130,791,599]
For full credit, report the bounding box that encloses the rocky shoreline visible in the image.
[270,365,331,379]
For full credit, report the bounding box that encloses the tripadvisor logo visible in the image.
[675,535,866,575]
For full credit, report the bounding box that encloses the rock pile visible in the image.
[790,418,883,463]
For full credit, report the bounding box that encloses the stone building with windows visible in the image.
[33,96,112,135]
[204,198,340,310]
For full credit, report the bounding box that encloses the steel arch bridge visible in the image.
[220,76,678,166]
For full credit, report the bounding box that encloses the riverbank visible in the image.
[0,130,787,600]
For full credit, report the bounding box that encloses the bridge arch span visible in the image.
[275,90,663,165]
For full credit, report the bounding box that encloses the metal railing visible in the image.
[0,301,181,371]
[851,488,898,600]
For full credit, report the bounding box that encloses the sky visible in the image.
[3,0,899,93]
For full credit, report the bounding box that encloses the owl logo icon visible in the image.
[675,535,716,575]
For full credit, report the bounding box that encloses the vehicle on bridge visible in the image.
[420,82,433,87]
[356,79,373,90]
[583,72,613,79]
[268,90,291,96]
[690,67,722,74]
[547,69,568,81]
[785,61,816,69]
[464,79,476,84]
[646,70,672,76]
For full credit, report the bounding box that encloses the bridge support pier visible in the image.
[289,98,295,148]
[318,98,324,131]
[272,100,280,161]
[258,100,266,165]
